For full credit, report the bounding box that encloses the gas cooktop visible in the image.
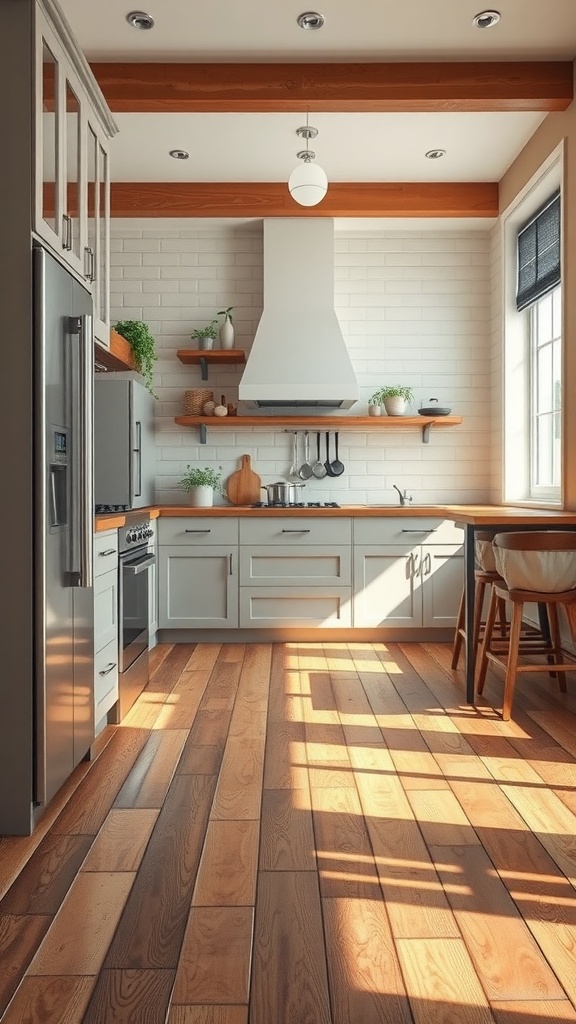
[251,501,340,509]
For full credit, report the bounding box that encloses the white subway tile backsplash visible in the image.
[110,220,492,505]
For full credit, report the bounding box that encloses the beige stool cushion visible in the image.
[493,536,576,593]
[475,538,497,573]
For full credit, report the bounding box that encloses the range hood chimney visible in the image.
[239,219,359,410]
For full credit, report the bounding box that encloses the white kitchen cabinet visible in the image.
[353,541,463,628]
[148,522,158,644]
[353,515,463,628]
[159,546,238,628]
[34,2,115,346]
[239,517,352,628]
[93,529,119,722]
[158,517,239,629]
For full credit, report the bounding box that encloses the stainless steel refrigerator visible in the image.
[94,377,155,509]
[34,245,95,816]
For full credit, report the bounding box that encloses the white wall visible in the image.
[110,219,492,506]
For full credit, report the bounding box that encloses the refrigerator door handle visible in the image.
[133,420,142,498]
[68,314,94,588]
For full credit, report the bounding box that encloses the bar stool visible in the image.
[451,530,508,670]
[477,531,576,721]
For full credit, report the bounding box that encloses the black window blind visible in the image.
[516,191,561,312]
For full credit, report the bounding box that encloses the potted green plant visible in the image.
[180,465,223,507]
[190,319,219,351]
[372,386,414,417]
[217,306,235,349]
[113,320,157,397]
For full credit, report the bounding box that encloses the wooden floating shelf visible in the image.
[173,414,463,444]
[95,328,137,373]
[177,348,246,380]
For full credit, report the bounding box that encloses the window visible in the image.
[530,285,561,498]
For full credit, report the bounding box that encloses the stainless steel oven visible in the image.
[113,520,156,721]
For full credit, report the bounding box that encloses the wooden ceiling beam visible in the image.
[92,61,573,113]
[110,182,499,218]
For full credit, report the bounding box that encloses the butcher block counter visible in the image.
[95,503,576,532]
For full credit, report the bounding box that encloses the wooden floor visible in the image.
[3,641,576,1023]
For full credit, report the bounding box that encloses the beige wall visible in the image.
[499,65,576,508]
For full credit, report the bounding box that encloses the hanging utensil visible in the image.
[312,431,327,478]
[299,430,313,479]
[330,431,345,476]
[324,431,335,477]
[288,431,299,479]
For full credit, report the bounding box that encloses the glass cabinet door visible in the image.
[63,78,82,268]
[95,141,110,345]
[40,40,59,241]
[85,124,97,286]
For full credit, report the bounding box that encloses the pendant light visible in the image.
[288,113,328,207]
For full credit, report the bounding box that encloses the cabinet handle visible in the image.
[84,245,95,282]
[185,529,211,533]
[423,552,432,575]
[401,528,437,533]
[411,552,421,578]
[62,213,72,251]
[99,548,117,557]
[229,553,233,575]
[99,662,117,676]
[281,529,311,533]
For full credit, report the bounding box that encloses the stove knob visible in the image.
[126,530,133,544]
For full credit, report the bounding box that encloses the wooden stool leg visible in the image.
[548,603,567,692]
[451,587,465,669]
[473,580,487,655]
[502,600,524,722]
[477,586,499,695]
[497,597,508,637]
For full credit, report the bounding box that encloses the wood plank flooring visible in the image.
[2,641,576,1022]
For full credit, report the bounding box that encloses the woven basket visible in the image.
[184,388,213,415]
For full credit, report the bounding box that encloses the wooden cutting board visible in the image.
[226,454,262,506]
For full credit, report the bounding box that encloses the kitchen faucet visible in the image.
[393,484,413,506]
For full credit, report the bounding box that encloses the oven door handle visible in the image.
[123,553,156,575]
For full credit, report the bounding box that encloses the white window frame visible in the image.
[500,145,564,507]
[529,286,561,501]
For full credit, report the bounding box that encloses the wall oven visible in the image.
[113,520,156,721]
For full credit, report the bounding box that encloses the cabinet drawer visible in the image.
[354,517,463,546]
[240,546,351,586]
[239,587,352,628]
[94,531,118,578]
[94,568,118,652]
[94,638,118,722]
[240,517,351,546]
[158,517,238,546]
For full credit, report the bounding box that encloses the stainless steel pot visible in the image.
[261,481,306,505]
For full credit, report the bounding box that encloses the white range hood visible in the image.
[238,218,359,410]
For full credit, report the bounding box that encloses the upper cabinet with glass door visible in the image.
[34,1,117,347]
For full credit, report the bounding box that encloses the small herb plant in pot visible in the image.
[217,306,235,349]
[190,319,219,351]
[373,386,414,417]
[113,320,158,397]
[180,465,223,507]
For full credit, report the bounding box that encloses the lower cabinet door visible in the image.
[353,545,419,627]
[159,546,238,628]
[148,544,158,638]
[94,637,119,722]
[239,587,352,628]
[94,568,118,651]
[421,543,464,628]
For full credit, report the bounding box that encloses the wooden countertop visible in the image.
[94,504,576,532]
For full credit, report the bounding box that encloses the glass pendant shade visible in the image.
[288,161,328,207]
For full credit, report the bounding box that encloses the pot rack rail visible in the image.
[173,414,462,444]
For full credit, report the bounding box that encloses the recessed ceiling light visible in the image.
[425,149,446,160]
[297,11,325,30]
[169,149,189,160]
[126,10,155,30]
[472,10,501,29]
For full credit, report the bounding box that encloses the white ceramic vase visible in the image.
[188,485,214,507]
[383,396,407,416]
[219,318,235,350]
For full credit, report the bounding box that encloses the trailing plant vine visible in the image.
[114,320,158,397]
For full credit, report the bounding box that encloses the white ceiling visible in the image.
[58,0,576,187]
